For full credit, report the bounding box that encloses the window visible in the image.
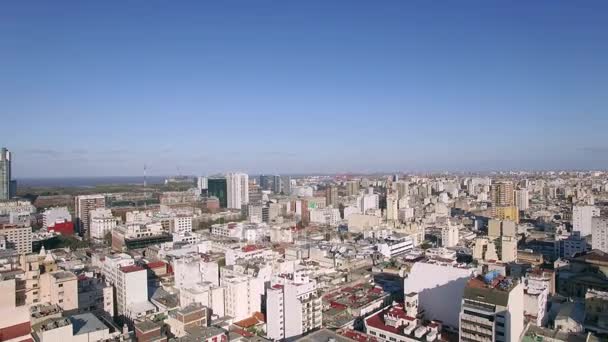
[379,334,386,338]
[389,338,396,342]
[59,299,63,303]
[58,284,63,288]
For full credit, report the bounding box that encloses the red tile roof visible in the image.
[146,261,166,269]
[120,265,144,273]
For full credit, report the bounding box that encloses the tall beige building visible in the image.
[490,181,514,206]
[346,180,360,196]
[325,186,338,207]
[0,224,32,254]
[75,194,106,237]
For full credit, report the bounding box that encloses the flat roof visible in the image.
[69,313,109,335]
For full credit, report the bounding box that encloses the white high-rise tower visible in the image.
[226,173,249,209]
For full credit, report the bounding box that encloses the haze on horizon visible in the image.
[2,1,607,178]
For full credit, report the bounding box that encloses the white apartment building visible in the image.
[358,193,379,214]
[441,224,459,248]
[170,215,193,235]
[459,276,524,342]
[74,194,106,237]
[0,224,32,254]
[523,270,550,327]
[115,265,153,319]
[197,176,208,190]
[385,195,399,221]
[221,274,261,321]
[266,279,322,340]
[592,216,608,253]
[309,208,341,226]
[180,283,225,317]
[377,235,414,258]
[89,208,116,241]
[226,173,249,209]
[404,262,474,329]
[572,205,600,236]
[399,207,415,222]
[514,189,529,211]
[42,207,72,229]
[173,255,219,289]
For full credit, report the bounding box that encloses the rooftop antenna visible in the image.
[144,164,148,209]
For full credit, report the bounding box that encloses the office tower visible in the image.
[385,194,398,221]
[442,223,459,247]
[514,189,529,211]
[281,176,291,195]
[197,176,208,190]
[226,173,249,209]
[459,275,524,342]
[208,177,228,208]
[592,217,608,253]
[572,205,601,236]
[9,180,16,199]
[490,181,514,206]
[272,175,281,193]
[259,174,273,191]
[266,279,322,340]
[74,194,106,237]
[325,186,338,207]
[395,181,409,199]
[392,174,399,182]
[346,180,360,196]
[0,148,11,200]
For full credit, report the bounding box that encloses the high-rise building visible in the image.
[395,181,409,199]
[0,224,32,254]
[222,274,261,321]
[280,176,291,195]
[325,186,338,207]
[592,217,608,253]
[74,194,106,237]
[197,176,208,191]
[514,189,529,211]
[266,279,322,340]
[272,175,281,193]
[0,148,12,200]
[490,181,514,206]
[442,223,459,247]
[385,194,398,221]
[459,275,524,342]
[346,180,360,196]
[259,174,273,191]
[208,177,227,208]
[226,173,249,209]
[572,205,600,236]
[357,193,379,214]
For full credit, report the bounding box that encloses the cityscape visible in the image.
[2,2,608,342]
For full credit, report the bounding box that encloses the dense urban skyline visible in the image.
[2,1,608,177]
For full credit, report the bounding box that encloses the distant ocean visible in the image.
[16,176,168,188]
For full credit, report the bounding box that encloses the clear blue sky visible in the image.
[2,1,607,177]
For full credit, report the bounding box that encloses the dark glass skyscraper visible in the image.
[0,148,11,200]
[208,177,228,208]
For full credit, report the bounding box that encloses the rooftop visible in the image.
[69,313,109,335]
[120,265,145,273]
